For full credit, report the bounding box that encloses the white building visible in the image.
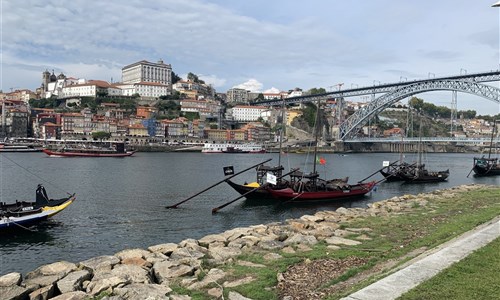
[61,80,111,98]
[232,105,268,122]
[122,59,172,87]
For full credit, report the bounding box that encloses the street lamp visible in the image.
[492,1,500,7]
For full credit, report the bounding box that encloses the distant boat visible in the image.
[42,142,135,157]
[472,119,500,177]
[399,114,449,183]
[202,142,266,153]
[0,143,43,153]
[0,184,75,232]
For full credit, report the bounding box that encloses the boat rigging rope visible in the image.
[0,153,73,195]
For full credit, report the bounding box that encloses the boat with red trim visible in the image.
[42,142,135,157]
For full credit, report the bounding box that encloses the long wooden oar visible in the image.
[211,167,300,213]
[211,184,269,214]
[166,158,272,208]
[357,160,399,183]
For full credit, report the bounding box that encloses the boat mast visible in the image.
[487,119,497,159]
[278,97,285,168]
[313,98,321,175]
[417,112,423,166]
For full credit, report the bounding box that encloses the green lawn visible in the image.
[398,237,500,300]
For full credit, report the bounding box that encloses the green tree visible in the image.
[92,131,111,140]
[171,71,181,84]
[308,87,327,95]
[187,72,205,84]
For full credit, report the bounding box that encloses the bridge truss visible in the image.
[340,79,500,140]
[252,70,500,141]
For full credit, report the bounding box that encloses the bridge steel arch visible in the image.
[339,79,500,141]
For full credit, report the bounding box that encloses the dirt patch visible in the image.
[277,257,368,300]
[277,247,428,299]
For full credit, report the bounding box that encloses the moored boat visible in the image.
[472,120,499,177]
[267,181,376,203]
[264,98,376,203]
[380,162,416,182]
[0,185,75,232]
[0,143,43,153]
[43,142,135,157]
[472,157,500,176]
[399,165,449,183]
[202,142,266,153]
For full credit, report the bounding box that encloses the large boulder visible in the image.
[26,261,77,279]
[0,272,22,287]
[79,255,120,272]
[147,243,178,255]
[0,285,31,300]
[56,270,92,294]
[113,283,172,300]
[115,248,150,261]
[153,261,194,284]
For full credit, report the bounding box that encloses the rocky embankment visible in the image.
[0,184,486,300]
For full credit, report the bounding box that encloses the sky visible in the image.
[1,0,500,115]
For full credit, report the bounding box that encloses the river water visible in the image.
[0,151,498,276]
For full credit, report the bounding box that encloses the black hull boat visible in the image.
[472,157,500,177]
[225,165,288,201]
[0,185,75,232]
[400,165,449,183]
[472,120,499,177]
[380,162,416,182]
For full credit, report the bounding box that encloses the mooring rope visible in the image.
[0,153,73,195]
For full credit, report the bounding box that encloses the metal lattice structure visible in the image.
[339,80,500,140]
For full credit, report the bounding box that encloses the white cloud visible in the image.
[233,79,263,92]
[199,74,227,89]
[263,87,280,94]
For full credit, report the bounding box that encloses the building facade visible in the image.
[232,105,268,122]
[122,60,172,87]
[226,88,249,103]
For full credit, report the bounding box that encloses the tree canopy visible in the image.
[187,72,205,84]
[308,87,327,95]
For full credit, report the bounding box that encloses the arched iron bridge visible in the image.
[252,71,500,141]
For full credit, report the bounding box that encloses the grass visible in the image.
[397,237,500,300]
[171,186,500,299]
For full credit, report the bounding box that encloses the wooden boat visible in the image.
[202,142,266,153]
[472,120,500,177]
[43,142,135,157]
[380,162,415,181]
[472,157,500,176]
[265,99,376,203]
[267,181,376,202]
[399,165,449,183]
[0,185,75,232]
[400,115,449,183]
[379,133,417,181]
[225,165,286,199]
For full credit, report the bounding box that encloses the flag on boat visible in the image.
[266,173,277,185]
[317,156,326,165]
